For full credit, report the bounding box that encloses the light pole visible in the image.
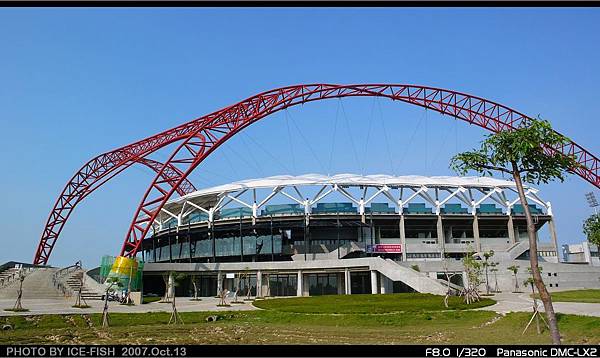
[585,192,598,215]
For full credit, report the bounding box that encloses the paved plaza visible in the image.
[476,292,600,317]
[0,296,259,317]
[1,292,599,318]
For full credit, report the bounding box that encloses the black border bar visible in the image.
[1,345,600,358]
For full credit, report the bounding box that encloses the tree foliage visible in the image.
[461,249,482,304]
[450,119,578,184]
[450,118,571,345]
[583,214,600,247]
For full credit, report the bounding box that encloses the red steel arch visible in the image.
[34,157,196,265]
[119,84,600,258]
[33,84,600,264]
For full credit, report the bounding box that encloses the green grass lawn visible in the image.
[142,296,162,304]
[1,294,599,345]
[540,289,600,303]
[252,293,495,313]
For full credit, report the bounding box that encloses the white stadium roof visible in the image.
[169,173,521,205]
[155,174,549,228]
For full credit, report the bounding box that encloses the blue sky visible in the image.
[1,8,599,267]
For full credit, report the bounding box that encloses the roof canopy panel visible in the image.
[168,173,522,205]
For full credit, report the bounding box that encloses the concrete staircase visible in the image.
[0,268,20,288]
[64,270,104,301]
[373,258,447,295]
[489,241,529,262]
[0,267,63,299]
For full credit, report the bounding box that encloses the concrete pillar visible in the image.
[473,215,481,252]
[400,215,407,261]
[296,270,303,297]
[548,218,559,257]
[379,274,387,294]
[256,270,262,297]
[217,271,222,294]
[437,215,445,256]
[370,270,378,294]
[344,268,351,294]
[167,272,174,299]
[508,215,516,245]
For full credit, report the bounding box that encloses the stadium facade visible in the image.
[140,174,600,298]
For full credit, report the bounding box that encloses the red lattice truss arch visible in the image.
[34,157,196,264]
[33,84,600,264]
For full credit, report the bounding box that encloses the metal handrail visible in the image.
[52,261,82,297]
[0,267,34,289]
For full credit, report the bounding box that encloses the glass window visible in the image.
[308,273,339,296]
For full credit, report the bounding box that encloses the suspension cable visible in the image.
[225,137,265,177]
[286,108,328,174]
[284,110,297,174]
[327,100,341,176]
[219,143,240,179]
[241,131,291,173]
[430,116,454,170]
[339,100,362,174]
[238,133,266,177]
[360,97,375,175]
[376,97,395,175]
[397,109,426,168]
[425,108,428,173]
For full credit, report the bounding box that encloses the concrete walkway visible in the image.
[477,292,600,317]
[1,292,599,318]
[0,296,258,317]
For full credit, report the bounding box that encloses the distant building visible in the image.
[563,242,600,266]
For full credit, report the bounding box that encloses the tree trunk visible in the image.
[192,279,198,300]
[511,162,561,344]
[484,264,490,295]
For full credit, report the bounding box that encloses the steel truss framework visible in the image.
[34,84,600,264]
[34,157,196,264]
[155,175,552,233]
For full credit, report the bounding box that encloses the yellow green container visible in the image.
[101,255,143,291]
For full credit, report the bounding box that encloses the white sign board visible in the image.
[226,273,235,279]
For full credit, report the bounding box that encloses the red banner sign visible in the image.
[368,244,402,253]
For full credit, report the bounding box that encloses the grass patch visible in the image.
[3,308,29,312]
[1,310,600,345]
[533,289,600,303]
[142,296,162,304]
[71,305,91,309]
[1,292,598,345]
[252,293,495,314]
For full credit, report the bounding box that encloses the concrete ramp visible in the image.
[489,241,529,262]
[372,258,447,295]
[292,242,366,261]
[0,267,63,299]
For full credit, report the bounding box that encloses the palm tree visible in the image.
[508,265,520,293]
[490,262,500,293]
[482,250,495,295]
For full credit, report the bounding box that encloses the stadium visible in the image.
[19,84,600,302]
[3,82,600,349]
[139,173,600,299]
